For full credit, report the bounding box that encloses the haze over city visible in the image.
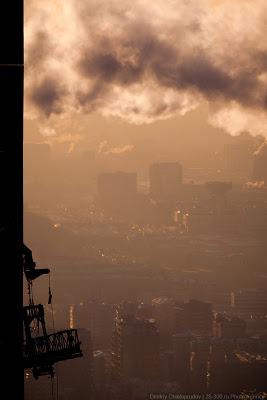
[23,1,267,399]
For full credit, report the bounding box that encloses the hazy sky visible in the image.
[24,0,267,147]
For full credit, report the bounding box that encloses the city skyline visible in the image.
[23,1,267,398]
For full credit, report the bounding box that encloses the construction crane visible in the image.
[22,244,83,379]
[0,4,83,396]
[0,3,24,398]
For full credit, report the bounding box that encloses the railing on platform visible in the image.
[23,328,82,369]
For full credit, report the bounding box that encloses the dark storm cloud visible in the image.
[25,0,267,131]
[30,77,68,117]
[79,51,144,85]
[26,30,51,69]
[77,34,267,111]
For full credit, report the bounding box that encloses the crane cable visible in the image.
[48,273,55,332]
[25,263,58,399]
[48,271,59,400]
[50,376,55,400]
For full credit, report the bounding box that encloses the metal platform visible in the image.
[23,329,83,369]
[23,304,83,378]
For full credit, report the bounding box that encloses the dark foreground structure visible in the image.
[0,2,24,399]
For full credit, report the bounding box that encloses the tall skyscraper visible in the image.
[172,333,193,390]
[111,306,160,382]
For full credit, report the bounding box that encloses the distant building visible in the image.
[213,314,246,338]
[160,351,175,382]
[93,350,107,384]
[151,297,179,336]
[111,308,160,382]
[182,300,213,335]
[183,207,213,234]
[172,333,193,390]
[205,181,232,217]
[226,351,267,392]
[74,301,115,350]
[149,162,183,202]
[231,289,267,318]
[205,181,236,233]
[209,339,228,392]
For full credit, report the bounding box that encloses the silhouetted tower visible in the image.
[0,3,23,398]
[111,305,160,382]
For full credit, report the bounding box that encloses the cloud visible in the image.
[30,77,68,117]
[208,104,267,137]
[246,181,265,189]
[97,140,135,155]
[25,0,267,135]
